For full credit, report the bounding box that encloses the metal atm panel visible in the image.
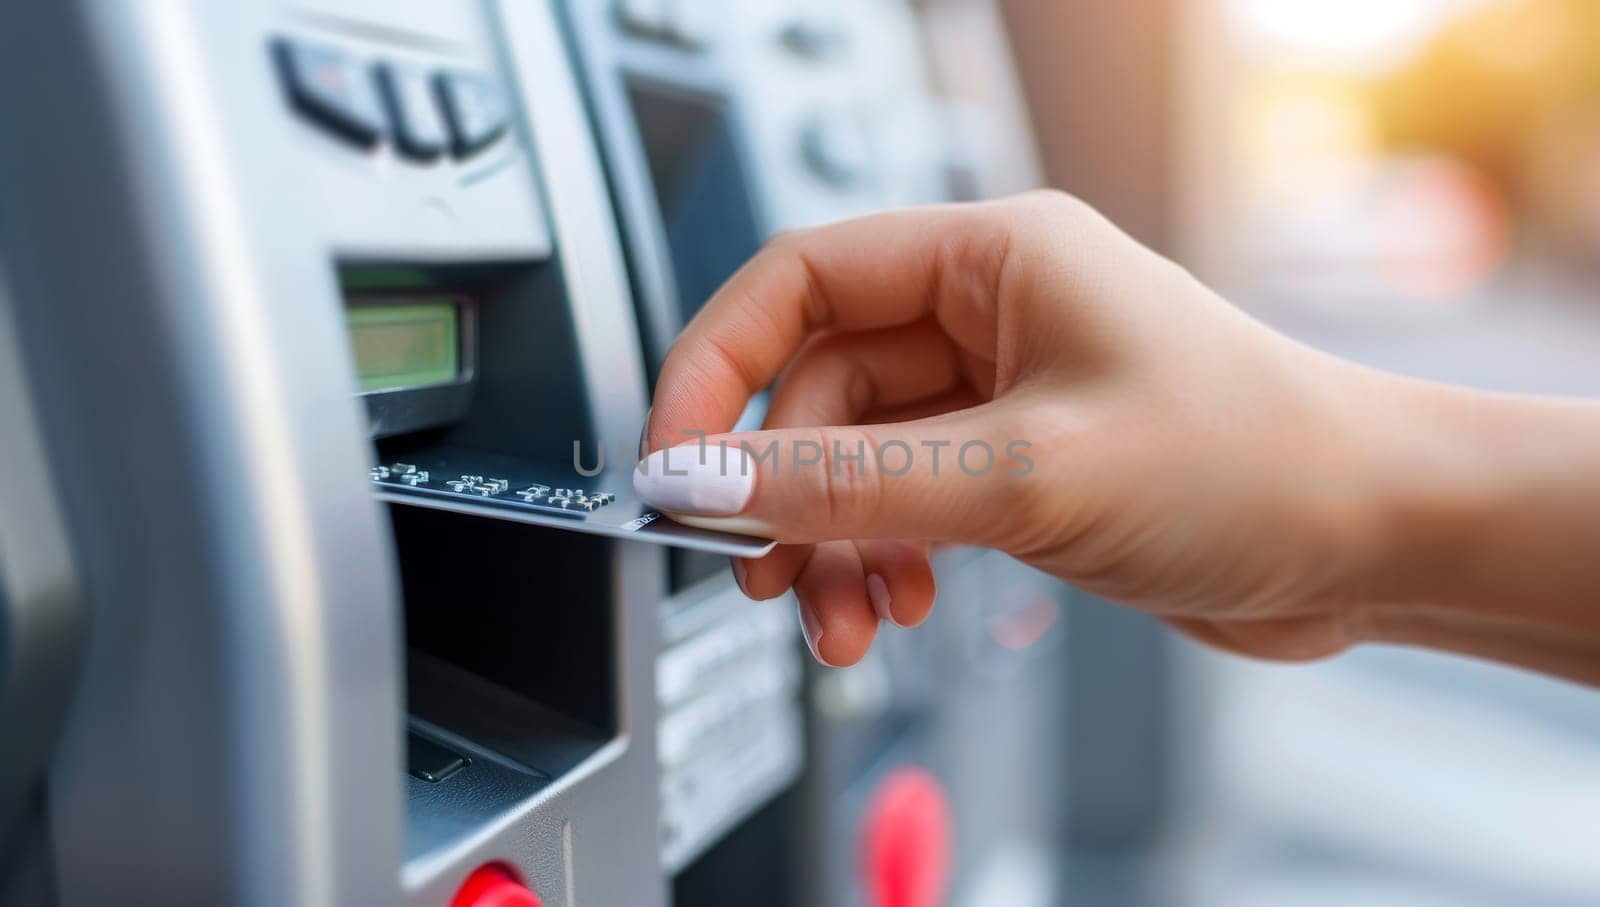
[0,1,671,904]
[0,2,406,902]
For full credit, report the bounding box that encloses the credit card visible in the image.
[368,449,776,558]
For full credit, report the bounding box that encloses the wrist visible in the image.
[1357,373,1600,627]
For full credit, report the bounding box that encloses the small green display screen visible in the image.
[347,300,460,393]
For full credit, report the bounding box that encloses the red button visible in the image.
[860,766,953,907]
[449,864,542,907]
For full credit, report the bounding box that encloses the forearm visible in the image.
[1358,377,1600,681]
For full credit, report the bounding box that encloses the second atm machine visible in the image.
[559,1,1074,904]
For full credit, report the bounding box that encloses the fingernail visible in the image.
[731,558,750,597]
[798,602,826,663]
[633,444,754,516]
[672,514,774,538]
[866,573,900,627]
[637,405,653,458]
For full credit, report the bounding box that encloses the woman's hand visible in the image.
[635,191,1600,682]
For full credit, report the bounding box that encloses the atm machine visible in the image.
[0,1,728,904]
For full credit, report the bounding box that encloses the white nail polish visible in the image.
[633,444,754,516]
[867,573,900,627]
[671,514,774,539]
[798,603,825,663]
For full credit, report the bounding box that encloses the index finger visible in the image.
[646,199,1021,450]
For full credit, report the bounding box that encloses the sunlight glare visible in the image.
[1229,0,1483,70]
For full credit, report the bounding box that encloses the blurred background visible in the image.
[998,1,1600,905]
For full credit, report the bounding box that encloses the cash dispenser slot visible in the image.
[397,510,616,764]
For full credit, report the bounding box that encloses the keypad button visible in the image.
[271,37,384,148]
[375,63,448,160]
[779,20,851,60]
[434,72,509,158]
[801,111,875,188]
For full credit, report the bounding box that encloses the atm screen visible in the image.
[625,80,762,326]
[348,300,460,393]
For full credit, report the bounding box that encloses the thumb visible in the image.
[631,409,1038,547]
